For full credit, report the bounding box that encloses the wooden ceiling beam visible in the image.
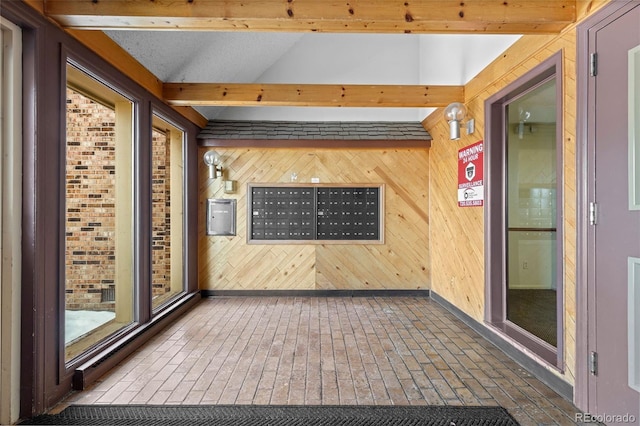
[163,83,464,108]
[44,0,575,34]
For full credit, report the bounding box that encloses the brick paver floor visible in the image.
[61,297,585,425]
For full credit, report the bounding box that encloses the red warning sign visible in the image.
[458,141,484,207]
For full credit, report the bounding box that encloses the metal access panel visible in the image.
[251,186,315,240]
[248,183,384,244]
[316,187,379,240]
[206,198,237,236]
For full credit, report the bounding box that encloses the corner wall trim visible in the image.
[201,289,430,298]
[430,291,573,402]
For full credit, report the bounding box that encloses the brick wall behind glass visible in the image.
[65,88,116,311]
[152,129,171,300]
[65,90,173,311]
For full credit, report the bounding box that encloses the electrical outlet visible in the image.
[523,261,528,270]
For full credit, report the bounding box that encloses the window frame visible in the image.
[150,111,188,314]
[61,56,141,370]
[57,50,198,382]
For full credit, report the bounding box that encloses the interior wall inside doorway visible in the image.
[0,17,22,426]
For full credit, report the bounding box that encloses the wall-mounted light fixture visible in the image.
[203,150,223,179]
[443,102,474,140]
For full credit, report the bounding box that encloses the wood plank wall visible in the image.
[198,147,430,291]
[423,0,609,386]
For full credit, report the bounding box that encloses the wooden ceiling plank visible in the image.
[45,0,576,34]
[163,83,464,108]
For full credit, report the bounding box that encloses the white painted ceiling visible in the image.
[105,31,520,122]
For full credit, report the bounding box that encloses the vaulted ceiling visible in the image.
[33,1,578,123]
[106,31,518,122]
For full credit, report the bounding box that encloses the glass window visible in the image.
[65,63,135,362]
[506,78,558,347]
[151,114,185,310]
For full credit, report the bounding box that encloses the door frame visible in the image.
[0,16,23,426]
[575,0,639,412]
[484,50,564,369]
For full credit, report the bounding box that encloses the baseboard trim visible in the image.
[430,291,574,402]
[201,289,430,298]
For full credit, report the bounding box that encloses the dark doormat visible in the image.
[21,404,520,425]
